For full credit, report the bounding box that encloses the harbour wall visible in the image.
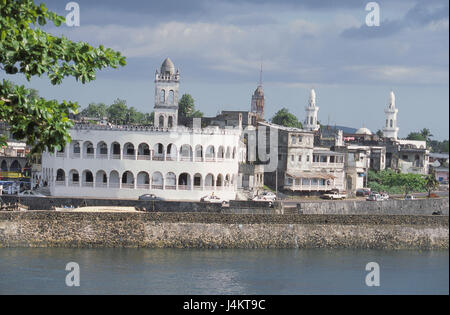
[295,198,449,215]
[0,195,448,215]
[0,211,448,250]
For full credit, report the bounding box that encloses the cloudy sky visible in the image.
[2,0,449,139]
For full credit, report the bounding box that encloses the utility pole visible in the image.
[275,168,278,197]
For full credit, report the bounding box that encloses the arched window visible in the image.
[138,143,150,160]
[123,142,135,159]
[69,170,79,186]
[56,169,65,183]
[216,174,223,188]
[1,160,8,171]
[217,146,225,159]
[193,173,202,189]
[97,141,108,157]
[195,145,203,161]
[165,172,176,190]
[153,143,164,160]
[386,119,388,127]
[121,171,134,188]
[109,171,120,188]
[178,173,191,190]
[205,145,215,161]
[10,160,20,172]
[167,144,178,161]
[205,173,214,188]
[111,142,121,159]
[310,116,313,124]
[159,115,164,128]
[390,119,393,128]
[83,141,94,157]
[180,144,192,161]
[82,170,94,187]
[151,172,164,189]
[160,89,165,103]
[169,90,174,104]
[168,116,173,128]
[95,170,107,187]
[137,171,150,189]
[225,147,231,159]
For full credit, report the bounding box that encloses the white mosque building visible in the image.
[40,58,244,201]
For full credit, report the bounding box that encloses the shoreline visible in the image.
[0,211,448,250]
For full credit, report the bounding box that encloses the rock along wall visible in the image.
[0,211,448,250]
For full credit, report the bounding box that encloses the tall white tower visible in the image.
[383,90,399,140]
[304,88,320,131]
[154,57,180,128]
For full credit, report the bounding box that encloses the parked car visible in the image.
[200,194,229,206]
[138,194,164,201]
[18,190,45,197]
[404,194,415,200]
[252,191,277,202]
[356,188,371,197]
[366,193,382,201]
[321,191,347,200]
[380,193,390,200]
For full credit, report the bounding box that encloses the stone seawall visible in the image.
[296,198,449,215]
[0,211,448,250]
[1,195,448,215]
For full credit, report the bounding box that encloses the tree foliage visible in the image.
[0,0,126,153]
[80,103,108,119]
[270,108,303,129]
[368,169,427,195]
[406,128,448,152]
[178,94,203,118]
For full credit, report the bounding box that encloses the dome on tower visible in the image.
[355,127,372,135]
[254,85,264,97]
[160,57,175,75]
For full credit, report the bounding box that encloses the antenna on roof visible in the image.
[259,60,263,86]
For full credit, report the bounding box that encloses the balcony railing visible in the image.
[151,184,163,190]
[122,183,134,189]
[136,184,150,189]
[137,155,150,160]
[152,156,164,161]
[68,181,79,187]
[84,153,94,159]
[111,154,121,160]
[109,182,120,188]
[82,182,94,187]
[55,180,65,186]
[95,182,108,188]
[165,185,176,190]
[178,185,190,190]
[96,153,108,159]
[123,155,136,160]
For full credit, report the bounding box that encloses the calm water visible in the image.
[0,248,448,295]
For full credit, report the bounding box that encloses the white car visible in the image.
[322,191,347,200]
[366,193,382,201]
[200,194,229,206]
[380,193,390,200]
[252,191,277,201]
[405,195,415,200]
[18,190,45,197]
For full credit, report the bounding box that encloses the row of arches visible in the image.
[55,169,236,190]
[0,159,23,172]
[60,141,237,161]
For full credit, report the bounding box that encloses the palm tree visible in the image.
[420,128,433,142]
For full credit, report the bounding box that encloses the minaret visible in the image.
[383,90,399,140]
[154,57,180,128]
[304,88,319,131]
[251,63,265,121]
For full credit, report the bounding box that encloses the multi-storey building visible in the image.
[40,59,244,201]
